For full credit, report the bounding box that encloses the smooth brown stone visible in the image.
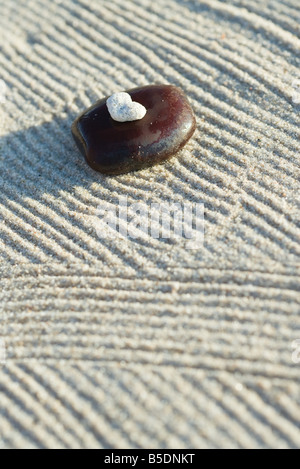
[71,84,196,175]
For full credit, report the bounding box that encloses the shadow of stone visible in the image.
[0,113,209,266]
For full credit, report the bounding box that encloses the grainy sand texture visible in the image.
[0,0,299,449]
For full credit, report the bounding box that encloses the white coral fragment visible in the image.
[106,92,147,123]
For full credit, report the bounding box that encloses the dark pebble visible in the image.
[71,84,196,175]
